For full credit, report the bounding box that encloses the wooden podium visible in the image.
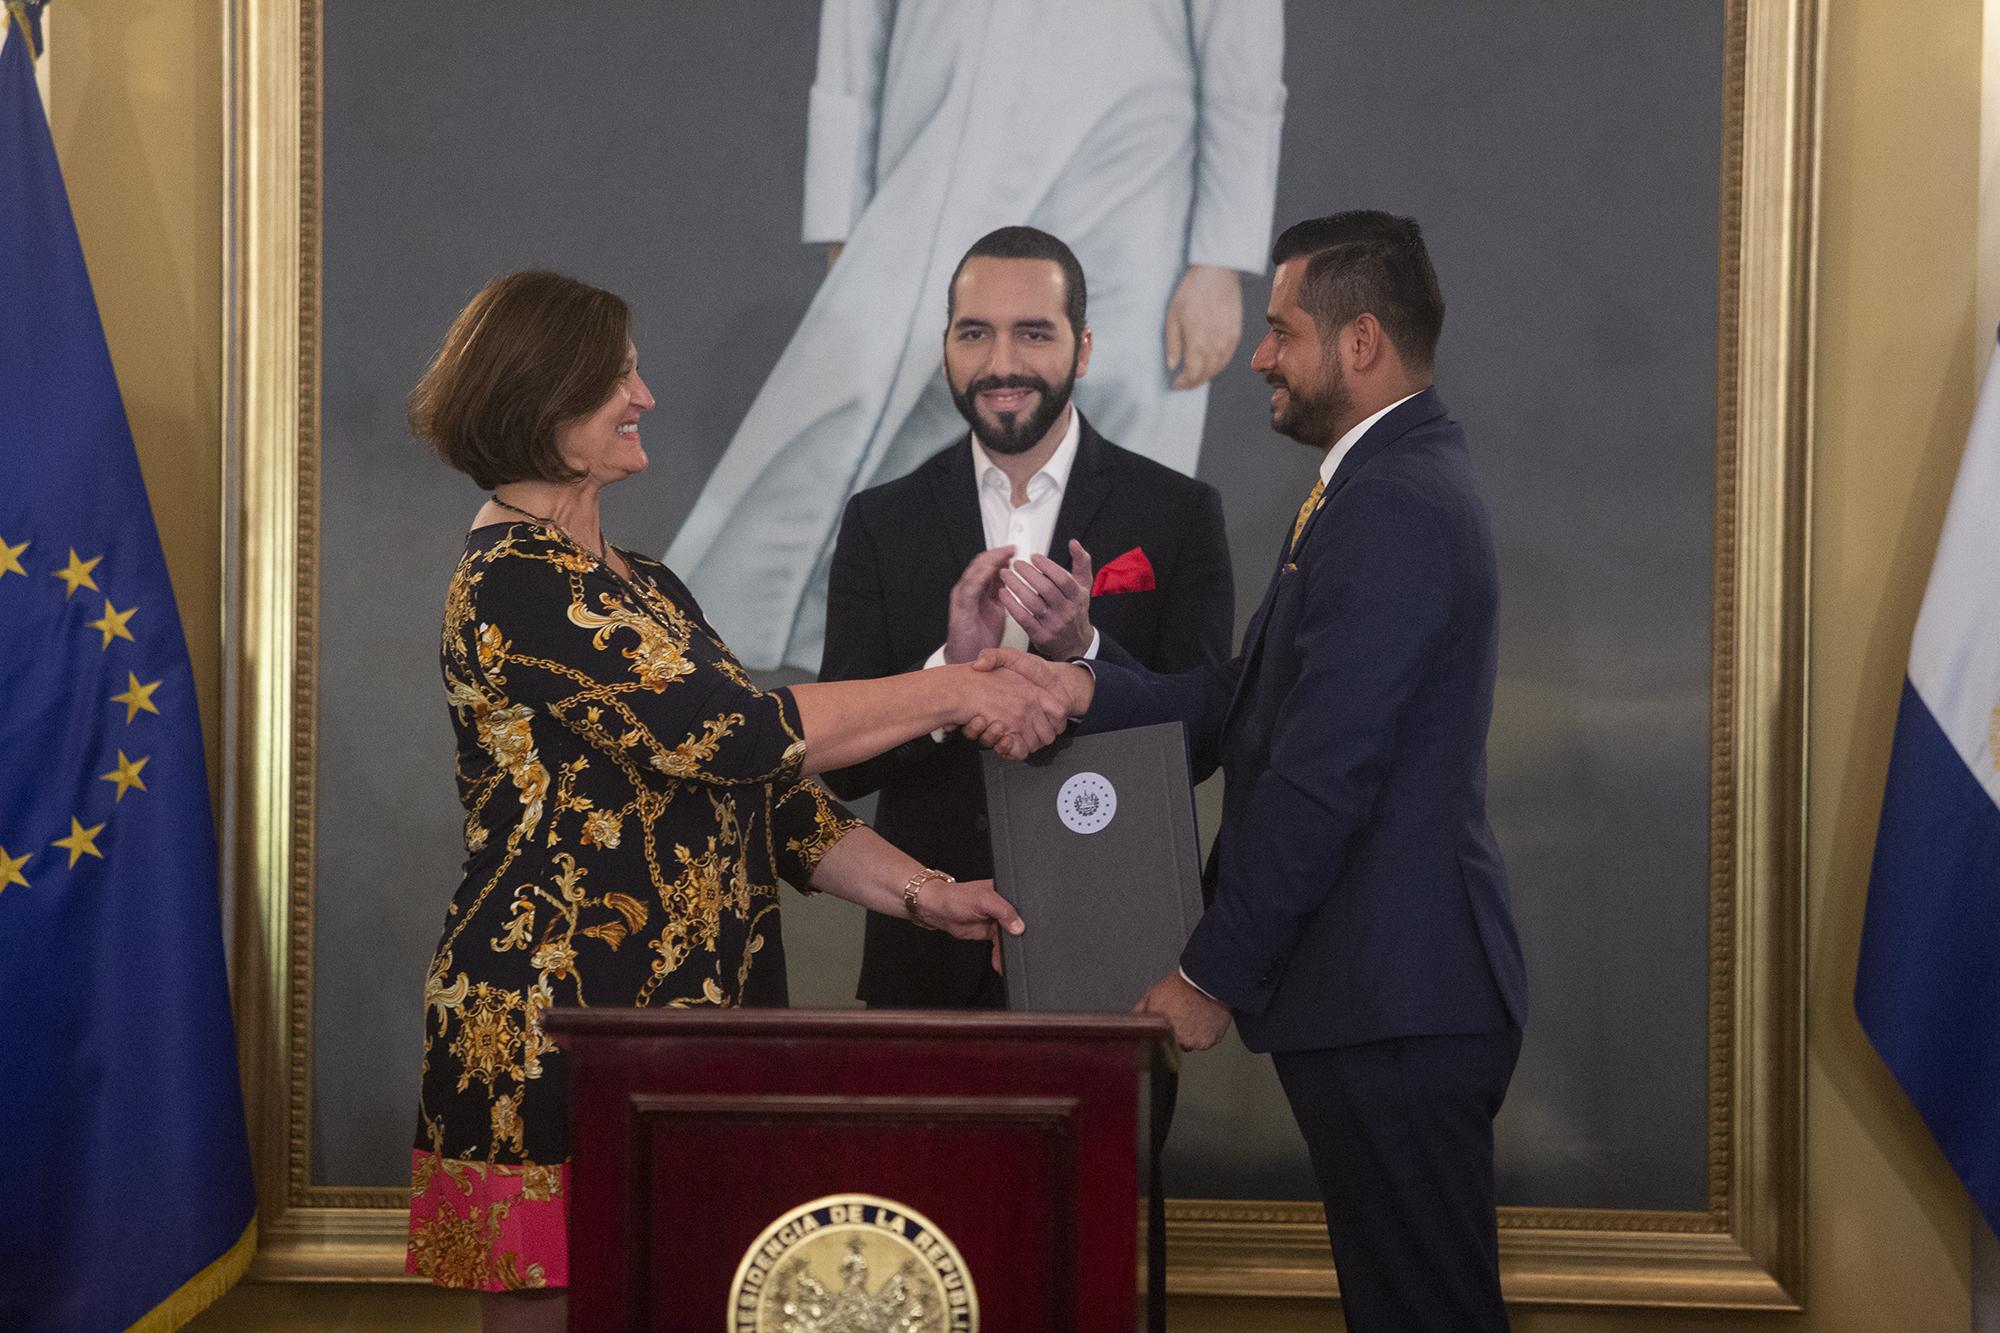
[544,1009,1173,1332]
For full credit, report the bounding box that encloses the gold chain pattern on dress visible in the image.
[407,524,862,1292]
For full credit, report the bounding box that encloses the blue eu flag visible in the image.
[0,19,257,1330]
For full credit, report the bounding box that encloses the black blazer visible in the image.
[1084,390,1528,1051]
[820,416,1234,1005]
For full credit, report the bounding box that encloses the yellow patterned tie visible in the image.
[1288,478,1325,558]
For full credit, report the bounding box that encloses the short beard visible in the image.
[950,357,1079,456]
[1270,347,1352,449]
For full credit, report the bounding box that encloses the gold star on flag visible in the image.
[100,751,150,801]
[0,845,29,894]
[0,535,26,579]
[111,673,163,723]
[53,548,102,598]
[52,818,107,868]
[89,599,137,649]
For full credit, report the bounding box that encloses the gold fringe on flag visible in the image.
[126,1220,257,1333]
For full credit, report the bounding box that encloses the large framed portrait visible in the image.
[224,0,1818,1306]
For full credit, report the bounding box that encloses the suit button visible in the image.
[975,815,990,832]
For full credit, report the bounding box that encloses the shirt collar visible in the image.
[1318,390,1424,486]
[972,405,1082,497]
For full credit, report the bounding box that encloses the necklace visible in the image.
[490,494,609,564]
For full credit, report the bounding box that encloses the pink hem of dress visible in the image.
[405,1149,569,1291]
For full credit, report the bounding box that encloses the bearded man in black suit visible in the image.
[820,225,1235,1008]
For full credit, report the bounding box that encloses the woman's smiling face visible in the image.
[556,342,655,484]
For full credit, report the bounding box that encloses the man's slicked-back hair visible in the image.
[1272,211,1445,372]
[946,225,1088,337]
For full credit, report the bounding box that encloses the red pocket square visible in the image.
[1091,546,1156,596]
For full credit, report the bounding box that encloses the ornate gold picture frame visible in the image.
[222,0,1817,1306]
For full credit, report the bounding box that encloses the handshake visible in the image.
[930,542,1101,759]
[951,648,1097,760]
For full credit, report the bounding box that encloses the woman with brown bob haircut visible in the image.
[403,271,1057,1330]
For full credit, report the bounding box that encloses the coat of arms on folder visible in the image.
[981,722,1206,1012]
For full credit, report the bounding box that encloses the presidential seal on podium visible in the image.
[729,1193,978,1332]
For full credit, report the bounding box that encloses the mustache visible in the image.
[968,374,1052,398]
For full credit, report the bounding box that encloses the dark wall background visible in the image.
[316,1,1722,1210]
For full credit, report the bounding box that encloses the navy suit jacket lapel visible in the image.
[1286,388,1448,559]
[1220,524,1296,730]
[1222,389,1450,728]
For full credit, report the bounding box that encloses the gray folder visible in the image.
[981,722,1206,1012]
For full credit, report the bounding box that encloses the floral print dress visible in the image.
[405,522,858,1291]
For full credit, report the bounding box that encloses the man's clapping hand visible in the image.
[947,542,1097,663]
[999,540,1096,660]
[945,546,1017,664]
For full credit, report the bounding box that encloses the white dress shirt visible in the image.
[925,407,1101,665]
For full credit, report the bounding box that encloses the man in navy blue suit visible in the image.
[978,211,1527,1330]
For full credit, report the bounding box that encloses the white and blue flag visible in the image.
[1855,334,2000,1238]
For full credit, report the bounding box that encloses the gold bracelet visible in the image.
[902,867,956,930]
